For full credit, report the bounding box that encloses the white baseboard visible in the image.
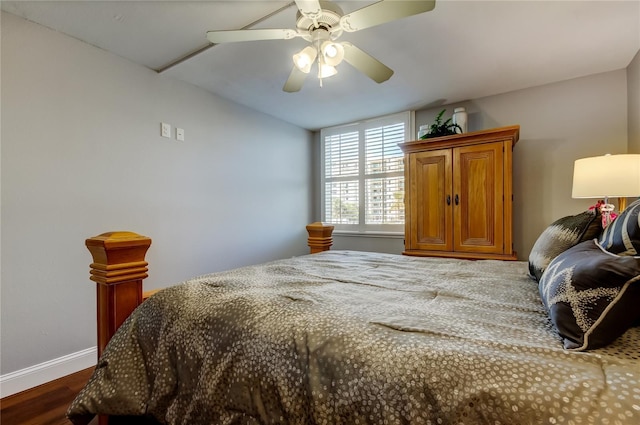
[0,347,97,398]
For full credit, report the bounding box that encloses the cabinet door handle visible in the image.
[455,194,459,205]
[446,195,451,206]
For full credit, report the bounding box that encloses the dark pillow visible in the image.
[538,239,640,350]
[528,210,601,281]
[599,198,640,256]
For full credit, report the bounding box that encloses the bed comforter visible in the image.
[68,250,640,424]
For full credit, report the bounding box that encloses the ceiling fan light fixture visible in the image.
[207,0,436,92]
[292,46,317,74]
[320,41,345,67]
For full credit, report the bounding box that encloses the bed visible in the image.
[68,221,640,425]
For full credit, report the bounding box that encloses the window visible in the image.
[320,112,411,233]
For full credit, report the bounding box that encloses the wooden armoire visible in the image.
[399,125,519,260]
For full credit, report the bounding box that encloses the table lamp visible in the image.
[572,154,640,226]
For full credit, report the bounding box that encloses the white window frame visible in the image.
[320,111,412,235]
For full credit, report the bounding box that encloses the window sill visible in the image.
[333,231,404,239]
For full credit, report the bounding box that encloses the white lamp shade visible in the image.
[572,154,640,198]
[318,63,337,79]
[321,41,345,67]
[293,46,317,74]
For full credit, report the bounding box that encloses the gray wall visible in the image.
[332,234,405,254]
[331,70,630,260]
[628,50,640,153]
[1,12,313,374]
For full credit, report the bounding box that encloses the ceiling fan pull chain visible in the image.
[317,38,323,88]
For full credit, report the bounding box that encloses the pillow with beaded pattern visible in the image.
[539,239,640,350]
[528,209,601,282]
[599,198,640,256]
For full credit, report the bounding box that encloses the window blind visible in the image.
[320,112,410,233]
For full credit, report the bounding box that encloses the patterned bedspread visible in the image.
[68,251,640,424]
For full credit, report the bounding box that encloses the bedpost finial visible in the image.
[86,231,152,284]
[306,222,334,254]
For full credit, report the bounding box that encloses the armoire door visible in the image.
[453,142,504,253]
[407,149,453,251]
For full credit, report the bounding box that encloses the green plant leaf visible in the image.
[421,109,462,139]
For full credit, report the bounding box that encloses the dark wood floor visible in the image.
[0,367,97,425]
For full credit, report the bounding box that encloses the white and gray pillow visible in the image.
[539,239,640,350]
[528,210,601,282]
[599,198,640,256]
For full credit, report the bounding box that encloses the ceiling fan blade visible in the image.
[294,0,323,21]
[207,29,299,44]
[342,42,394,83]
[283,66,308,93]
[340,0,436,32]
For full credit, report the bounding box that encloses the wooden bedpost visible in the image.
[86,231,152,358]
[306,222,334,253]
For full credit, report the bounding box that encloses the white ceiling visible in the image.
[2,0,639,130]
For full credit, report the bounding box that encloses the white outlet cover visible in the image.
[161,122,171,138]
[176,128,185,141]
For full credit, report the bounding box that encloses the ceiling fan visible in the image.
[206,0,436,92]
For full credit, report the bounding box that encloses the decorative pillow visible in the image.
[528,209,601,282]
[538,239,640,351]
[599,198,640,256]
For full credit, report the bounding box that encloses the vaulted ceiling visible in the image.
[2,1,639,130]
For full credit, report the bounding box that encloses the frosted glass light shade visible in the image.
[318,63,337,79]
[293,46,317,74]
[321,41,345,67]
[572,154,640,198]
